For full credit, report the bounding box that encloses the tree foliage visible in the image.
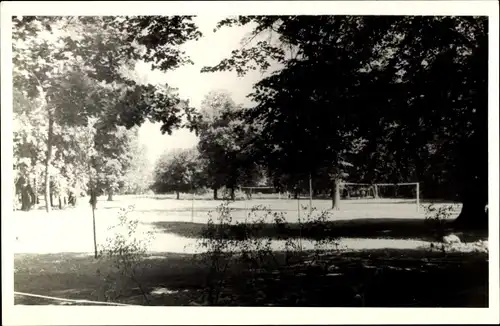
[122,137,154,195]
[197,91,264,199]
[202,16,488,222]
[152,148,207,198]
[12,16,202,211]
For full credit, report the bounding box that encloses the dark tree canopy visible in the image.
[202,15,488,227]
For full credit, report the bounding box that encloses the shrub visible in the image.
[98,205,155,304]
[195,202,238,304]
[195,201,344,305]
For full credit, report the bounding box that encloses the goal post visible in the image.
[340,182,421,212]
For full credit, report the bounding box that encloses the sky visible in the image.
[136,16,272,164]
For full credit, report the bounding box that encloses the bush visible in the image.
[195,202,237,304]
[195,201,344,305]
[98,205,155,304]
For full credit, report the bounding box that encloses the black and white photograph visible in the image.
[1,1,499,325]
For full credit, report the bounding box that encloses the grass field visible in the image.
[11,194,488,307]
[12,195,463,255]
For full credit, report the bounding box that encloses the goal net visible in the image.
[341,182,420,210]
[238,186,286,200]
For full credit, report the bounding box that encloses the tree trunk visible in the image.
[331,179,341,210]
[454,199,488,230]
[27,183,35,207]
[32,178,38,205]
[454,123,488,230]
[176,190,180,200]
[50,192,54,207]
[230,187,235,201]
[21,185,32,211]
[213,188,218,200]
[68,192,76,206]
[454,180,488,230]
[72,182,80,207]
[44,114,53,213]
[373,184,379,199]
[107,189,114,201]
[58,196,62,210]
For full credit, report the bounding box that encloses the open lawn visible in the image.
[11,195,487,307]
[12,195,463,255]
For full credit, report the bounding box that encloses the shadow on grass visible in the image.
[150,218,488,242]
[14,252,205,306]
[219,250,488,307]
[14,249,488,307]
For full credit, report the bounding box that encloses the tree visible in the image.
[54,124,94,207]
[341,16,487,225]
[92,122,138,201]
[202,16,383,208]
[13,89,47,210]
[202,16,488,221]
[197,91,238,199]
[13,16,202,212]
[122,136,154,195]
[152,148,206,199]
[197,91,262,200]
[184,148,210,194]
[372,17,488,228]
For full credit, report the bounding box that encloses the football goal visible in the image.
[239,186,286,200]
[340,182,420,211]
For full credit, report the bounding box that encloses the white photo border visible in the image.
[2,1,498,325]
